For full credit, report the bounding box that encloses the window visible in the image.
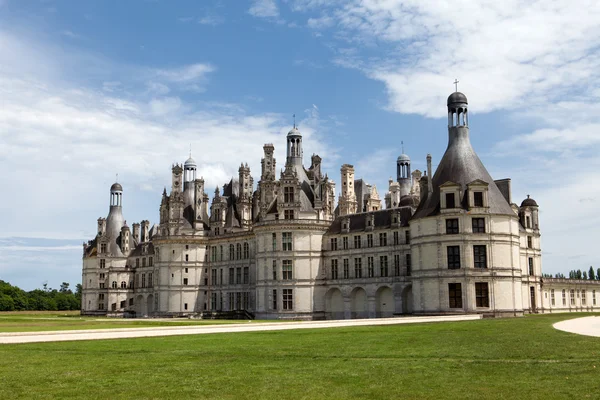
[111,281,117,289]
[211,293,217,310]
[393,231,399,245]
[282,232,293,251]
[562,289,566,306]
[551,289,555,306]
[185,254,189,262]
[136,258,140,268]
[570,289,575,305]
[129,298,133,306]
[473,191,483,207]
[282,260,292,280]
[243,242,249,259]
[120,300,126,308]
[380,256,388,277]
[528,258,534,276]
[184,303,188,310]
[148,273,153,288]
[212,269,217,285]
[475,282,489,307]
[448,283,462,308]
[526,216,531,228]
[527,236,532,249]
[236,243,242,260]
[354,258,362,278]
[446,219,459,234]
[98,293,105,301]
[99,273,105,280]
[243,267,249,284]
[98,303,104,310]
[367,234,373,248]
[342,237,348,250]
[447,246,461,269]
[330,238,338,251]
[100,259,106,269]
[229,244,235,260]
[394,255,400,276]
[331,259,338,279]
[446,193,456,208]
[142,258,146,267]
[379,233,387,246]
[582,290,587,306]
[120,281,127,289]
[220,269,223,286]
[354,235,361,249]
[242,292,249,310]
[236,268,242,284]
[272,260,277,280]
[99,282,105,289]
[149,257,153,267]
[186,245,189,250]
[405,231,410,244]
[229,268,234,284]
[283,289,293,310]
[272,289,277,310]
[368,257,374,277]
[473,245,487,269]
[406,254,412,277]
[183,278,188,285]
[284,186,294,203]
[219,246,223,261]
[272,233,277,251]
[343,259,349,279]
[593,290,597,306]
[284,210,294,220]
[471,218,485,234]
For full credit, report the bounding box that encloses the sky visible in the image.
[0,0,599,290]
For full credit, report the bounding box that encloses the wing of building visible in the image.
[82,91,600,319]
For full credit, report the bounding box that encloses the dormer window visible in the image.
[473,192,483,207]
[284,210,294,220]
[467,180,489,209]
[440,181,460,211]
[446,193,456,208]
[284,187,294,203]
[526,216,531,228]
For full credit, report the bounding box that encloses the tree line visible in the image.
[0,280,81,311]
[543,266,599,280]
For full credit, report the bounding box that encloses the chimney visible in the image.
[140,220,149,242]
[132,223,140,243]
[426,154,433,195]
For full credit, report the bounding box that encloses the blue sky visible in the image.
[1,0,599,290]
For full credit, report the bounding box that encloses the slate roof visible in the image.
[326,208,411,234]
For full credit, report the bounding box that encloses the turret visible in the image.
[105,182,125,256]
[132,222,140,243]
[238,163,253,228]
[397,153,411,197]
[286,125,303,166]
[338,164,357,216]
[261,144,276,181]
[120,222,131,254]
[520,195,539,230]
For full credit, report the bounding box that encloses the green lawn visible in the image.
[0,312,269,332]
[0,314,599,399]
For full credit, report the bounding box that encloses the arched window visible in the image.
[236,243,242,260]
[229,244,235,260]
[120,281,127,289]
[111,281,117,289]
[243,242,249,259]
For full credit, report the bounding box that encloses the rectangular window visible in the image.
[149,256,153,267]
[243,267,249,284]
[142,274,146,288]
[142,257,146,267]
[100,243,107,253]
[98,303,104,310]
[527,236,533,249]
[570,289,575,305]
[472,218,485,233]
[448,283,462,308]
[272,289,277,310]
[582,290,587,306]
[219,269,223,286]
[447,246,461,269]
[354,235,361,249]
[473,245,487,269]
[272,233,277,251]
[282,260,293,280]
[379,232,387,246]
[183,278,188,285]
[229,268,234,284]
[473,191,484,207]
[446,219,459,234]
[526,216,531,228]
[220,246,223,261]
[551,289,555,306]
[236,268,242,284]
[446,193,456,208]
[393,231,399,245]
[98,293,104,301]
[562,289,566,306]
[368,257,374,278]
[475,282,489,307]
[367,234,373,248]
[406,254,412,276]
[380,256,388,277]
[342,237,348,250]
[394,254,400,276]
[330,237,338,251]
[136,258,140,268]
[284,186,294,203]
[343,259,349,279]
[211,269,217,285]
[354,258,362,278]
[284,210,294,220]
[184,303,188,310]
[99,259,106,269]
[272,260,277,280]
[185,254,189,262]
[282,232,293,251]
[99,283,105,289]
[211,293,217,310]
[129,298,133,306]
[405,230,410,244]
[593,290,596,306]
[283,289,293,310]
[331,259,338,280]
[528,258,534,276]
[148,273,153,288]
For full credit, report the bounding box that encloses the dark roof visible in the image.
[399,195,419,207]
[447,92,468,106]
[110,182,123,191]
[129,241,155,257]
[326,208,411,234]
[521,196,538,207]
[413,127,515,219]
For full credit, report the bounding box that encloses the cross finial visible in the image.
[189,143,192,158]
[293,113,296,129]
[453,79,459,92]
[116,173,118,183]
[401,140,404,154]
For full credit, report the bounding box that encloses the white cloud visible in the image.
[307,15,334,29]
[198,15,225,26]
[249,0,279,18]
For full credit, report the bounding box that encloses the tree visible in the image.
[75,284,82,302]
[577,270,583,279]
[589,266,595,280]
[583,271,588,280]
[0,294,15,311]
[59,282,71,293]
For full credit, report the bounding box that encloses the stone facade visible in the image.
[81,91,600,319]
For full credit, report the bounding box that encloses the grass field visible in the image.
[1,313,599,399]
[0,311,271,332]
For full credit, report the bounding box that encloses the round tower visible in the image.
[397,153,411,197]
[286,126,303,166]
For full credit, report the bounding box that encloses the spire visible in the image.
[293,113,296,129]
[453,78,459,92]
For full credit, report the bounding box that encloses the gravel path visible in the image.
[0,315,481,344]
[553,316,600,337]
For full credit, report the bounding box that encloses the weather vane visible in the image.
[116,173,118,183]
[454,79,459,92]
[401,140,404,154]
[293,113,296,129]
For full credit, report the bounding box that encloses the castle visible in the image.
[82,91,600,319]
